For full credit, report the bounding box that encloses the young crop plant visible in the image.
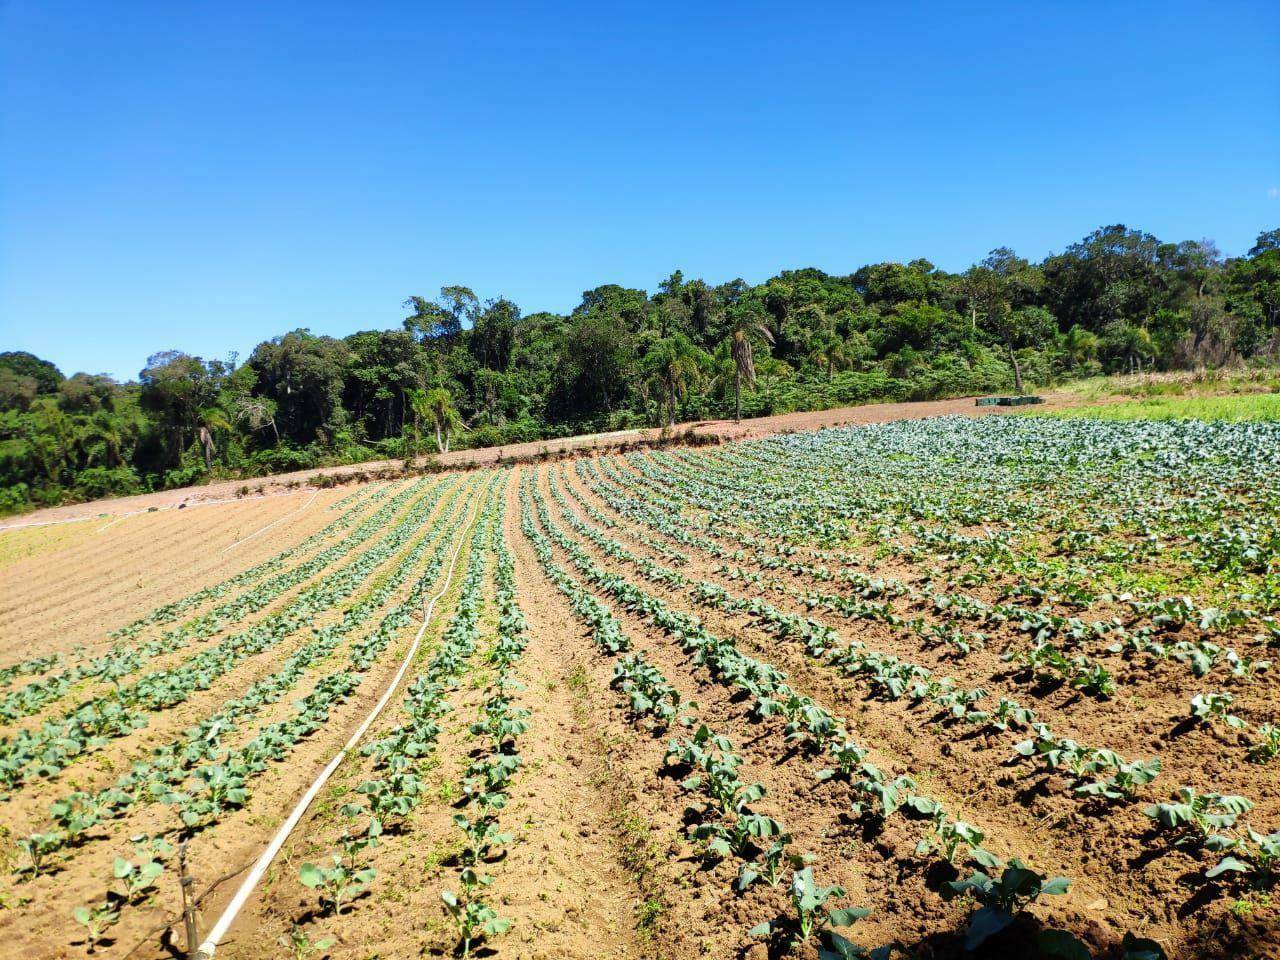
[441,868,510,958]
[17,830,64,879]
[452,812,513,865]
[914,810,989,866]
[1248,724,1280,764]
[1143,787,1254,848]
[112,836,170,903]
[1207,828,1280,888]
[941,857,1070,950]
[298,855,377,917]
[1190,692,1247,730]
[298,806,383,917]
[278,927,336,960]
[963,697,1036,733]
[72,900,120,954]
[737,835,811,891]
[849,765,917,820]
[1074,756,1162,802]
[749,868,884,959]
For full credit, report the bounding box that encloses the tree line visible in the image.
[2,223,1279,513]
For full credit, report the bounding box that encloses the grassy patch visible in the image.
[1034,392,1280,422]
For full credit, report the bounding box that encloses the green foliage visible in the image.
[941,857,1070,950]
[6,224,1280,512]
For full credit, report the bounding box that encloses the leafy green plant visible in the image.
[737,836,809,890]
[452,812,513,865]
[915,812,987,864]
[941,857,1070,950]
[17,831,63,878]
[749,867,877,957]
[298,856,376,916]
[441,868,510,957]
[72,901,120,953]
[1248,724,1280,764]
[1143,787,1253,847]
[278,927,336,959]
[113,855,163,902]
[1207,828,1280,887]
[1190,692,1246,730]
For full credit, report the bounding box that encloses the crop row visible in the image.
[21,475,486,890]
[0,478,432,727]
[556,463,1280,888]
[0,476,454,794]
[595,452,1270,682]
[105,478,397,644]
[52,477,498,952]
[519,471,1147,958]
[580,455,1279,760]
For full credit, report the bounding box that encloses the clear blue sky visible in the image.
[2,1,1277,381]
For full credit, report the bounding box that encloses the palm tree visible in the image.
[644,334,706,427]
[723,302,774,422]
[197,407,231,471]
[807,332,859,381]
[1062,325,1100,372]
[419,387,461,453]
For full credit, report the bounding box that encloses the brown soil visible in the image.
[4,396,1274,960]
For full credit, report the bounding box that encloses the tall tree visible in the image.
[643,334,707,426]
[420,387,461,453]
[985,306,1056,393]
[723,301,774,421]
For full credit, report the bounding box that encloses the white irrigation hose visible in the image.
[0,515,97,532]
[0,488,317,535]
[195,496,483,960]
[222,490,320,554]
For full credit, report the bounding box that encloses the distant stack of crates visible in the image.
[975,396,1045,407]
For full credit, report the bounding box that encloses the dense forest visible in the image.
[3,223,1279,514]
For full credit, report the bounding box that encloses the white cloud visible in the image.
[1270,186,1279,199]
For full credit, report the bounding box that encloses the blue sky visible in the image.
[1,1,1277,381]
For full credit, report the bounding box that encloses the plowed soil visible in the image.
[1,398,1273,960]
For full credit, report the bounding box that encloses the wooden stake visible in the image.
[179,842,198,960]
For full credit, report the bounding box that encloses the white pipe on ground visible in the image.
[195,495,483,959]
[221,489,320,553]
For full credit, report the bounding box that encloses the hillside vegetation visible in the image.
[3,223,1279,514]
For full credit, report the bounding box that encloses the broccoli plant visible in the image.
[1074,757,1162,801]
[1206,828,1280,887]
[299,814,378,921]
[299,855,376,916]
[941,857,1070,950]
[278,927,336,960]
[72,901,120,953]
[452,812,512,865]
[815,738,869,782]
[113,855,164,903]
[1248,724,1280,764]
[17,831,64,879]
[441,868,510,958]
[1190,692,1246,730]
[749,868,878,957]
[850,765,916,819]
[355,773,424,829]
[914,811,988,865]
[964,698,1036,733]
[1143,787,1253,848]
[737,836,810,890]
